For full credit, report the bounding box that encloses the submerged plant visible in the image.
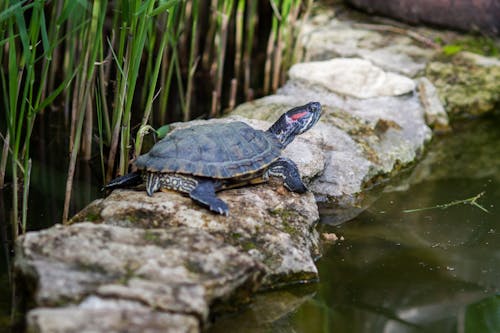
[403,192,489,214]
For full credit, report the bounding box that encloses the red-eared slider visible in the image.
[105,102,322,215]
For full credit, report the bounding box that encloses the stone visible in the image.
[27,297,199,333]
[417,77,450,131]
[288,58,416,99]
[72,185,320,288]
[300,15,438,77]
[209,285,316,332]
[16,223,264,331]
[426,51,500,117]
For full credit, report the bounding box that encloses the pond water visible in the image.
[1,114,499,332]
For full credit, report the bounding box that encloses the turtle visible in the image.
[105,101,322,216]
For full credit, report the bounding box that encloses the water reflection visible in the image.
[304,178,499,332]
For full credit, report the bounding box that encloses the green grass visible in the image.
[0,0,312,233]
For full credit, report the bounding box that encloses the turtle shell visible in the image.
[134,121,283,179]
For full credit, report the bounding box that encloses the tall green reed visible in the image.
[1,0,75,237]
[264,0,307,95]
[1,0,313,229]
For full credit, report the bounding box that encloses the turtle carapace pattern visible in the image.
[105,102,322,215]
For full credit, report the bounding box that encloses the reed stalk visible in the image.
[263,7,278,95]
[243,0,258,100]
[0,133,9,189]
[95,84,106,181]
[63,0,107,223]
[118,0,158,176]
[234,0,245,81]
[211,0,234,117]
[202,0,219,70]
[159,2,185,125]
[184,0,199,121]
[1,0,75,234]
[135,13,172,157]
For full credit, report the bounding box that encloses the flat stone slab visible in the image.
[72,184,320,287]
[16,223,265,332]
[289,58,416,98]
[27,297,199,333]
[300,10,438,77]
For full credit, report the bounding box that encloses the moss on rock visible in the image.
[426,52,500,117]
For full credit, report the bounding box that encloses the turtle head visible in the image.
[267,102,322,147]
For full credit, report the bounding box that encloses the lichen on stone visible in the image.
[426,52,500,117]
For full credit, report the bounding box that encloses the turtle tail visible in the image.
[103,171,143,191]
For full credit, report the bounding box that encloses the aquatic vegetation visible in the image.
[403,191,489,214]
[0,0,312,233]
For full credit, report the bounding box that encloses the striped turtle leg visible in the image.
[265,157,307,193]
[189,179,229,216]
[146,172,161,196]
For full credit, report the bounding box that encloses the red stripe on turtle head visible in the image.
[290,111,308,121]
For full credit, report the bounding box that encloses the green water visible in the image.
[210,116,500,332]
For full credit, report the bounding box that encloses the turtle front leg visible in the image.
[266,157,307,193]
[189,179,229,216]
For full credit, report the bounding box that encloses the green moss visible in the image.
[85,212,101,222]
[327,110,380,164]
[123,209,158,227]
[440,36,500,57]
[142,230,176,248]
[281,221,296,235]
[143,230,161,243]
[231,232,242,240]
[264,271,319,289]
[269,207,291,219]
[117,263,138,285]
[77,261,108,275]
[184,260,204,274]
[426,53,500,117]
[242,241,257,251]
[68,204,103,224]
[442,44,462,57]
[269,208,300,237]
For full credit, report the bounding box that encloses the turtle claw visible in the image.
[212,203,229,216]
[208,197,229,216]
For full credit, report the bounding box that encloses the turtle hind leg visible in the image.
[104,171,143,191]
[145,172,161,196]
[189,180,229,216]
[266,157,307,193]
